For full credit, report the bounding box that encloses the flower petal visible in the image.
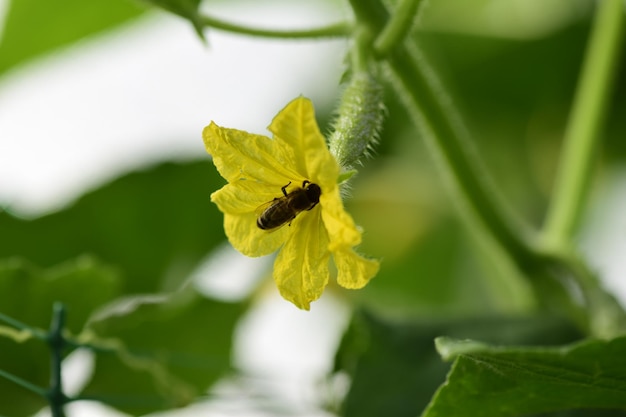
[203,122,300,186]
[334,248,380,289]
[320,187,362,249]
[223,211,290,257]
[211,181,287,215]
[273,208,330,310]
[268,97,338,182]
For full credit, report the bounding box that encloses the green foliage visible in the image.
[350,214,497,314]
[0,161,227,294]
[80,290,244,415]
[426,336,626,417]
[0,161,238,415]
[0,258,121,416]
[333,310,582,417]
[0,0,146,75]
[0,258,245,416]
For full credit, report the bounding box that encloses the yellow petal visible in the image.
[223,211,290,257]
[334,248,380,289]
[273,208,330,310]
[319,187,362,249]
[211,181,288,215]
[269,97,339,183]
[203,122,300,187]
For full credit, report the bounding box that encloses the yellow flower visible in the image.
[202,97,379,310]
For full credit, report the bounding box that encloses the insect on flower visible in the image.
[256,181,322,231]
[203,97,379,309]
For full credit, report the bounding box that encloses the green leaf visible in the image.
[79,290,245,415]
[0,257,121,416]
[425,336,626,417]
[348,206,529,315]
[0,160,227,294]
[142,0,205,40]
[352,216,479,313]
[0,0,146,75]
[333,310,581,417]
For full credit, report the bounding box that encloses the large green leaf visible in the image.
[0,257,121,416]
[79,290,245,415]
[333,310,582,417]
[0,0,146,75]
[0,160,227,294]
[424,336,626,417]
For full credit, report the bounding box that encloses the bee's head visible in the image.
[305,182,321,203]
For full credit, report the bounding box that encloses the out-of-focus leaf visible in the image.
[0,257,121,416]
[0,160,227,294]
[348,177,530,316]
[142,0,205,39]
[0,0,146,75]
[333,310,581,417]
[350,214,488,314]
[424,336,626,417]
[79,290,245,415]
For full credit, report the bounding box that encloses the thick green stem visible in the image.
[200,14,351,39]
[348,0,536,268]
[542,0,626,247]
[373,0,422,57]
[351,0,626,337]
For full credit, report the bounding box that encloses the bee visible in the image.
[256,180,322,231]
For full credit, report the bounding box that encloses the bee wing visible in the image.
[255,199,276,217]
[255,198,291,232]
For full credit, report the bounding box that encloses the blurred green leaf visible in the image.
[425,336,626,417]
[142,0,205,39]
[0,160,227,294]
[0,0,146,75]
[347,191,531,316]
[79,290,245,415]
[334,310,581,417]
[350,216,486,314]
[0,257,121,416]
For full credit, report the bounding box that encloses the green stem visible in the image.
[373,0,422,57]
[47,303,68,417]
[542,0,626,247]
[200,14,352,39]
[348,0,626,337]
[0,368,48,398]
[349,0,536,267]
[351,25,374,72]
[539,248,626,337]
